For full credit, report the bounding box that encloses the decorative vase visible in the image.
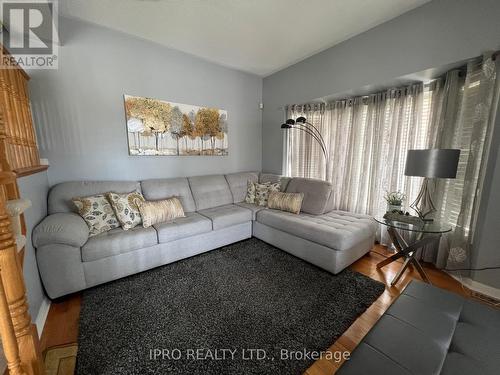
[387,203,402,213]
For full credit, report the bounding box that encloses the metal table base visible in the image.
[377,226,440,286]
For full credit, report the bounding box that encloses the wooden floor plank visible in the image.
[39,244,480,374]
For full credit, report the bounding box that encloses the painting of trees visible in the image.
[182,113,192,151]
[124,95,228,156]
[195,108,220,154]
[218,113,228,149]
[170,106,183,155]
[125,96,171,152]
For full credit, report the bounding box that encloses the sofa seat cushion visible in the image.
[235,202,266,220]
[256,209,376,251]
[82,226,158,262]
[154,212,212,243]
[198,204,252,230]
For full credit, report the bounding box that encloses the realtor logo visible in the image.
[1,0,58,69]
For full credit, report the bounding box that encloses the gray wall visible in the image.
[29,17,263,185]
[262,0,500,288]
[18,170,49,319]
[262,0,500,173]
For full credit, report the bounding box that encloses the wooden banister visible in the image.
[0,46,44,374]
[0,173,42,375]
[0,270,26,375]
[0,47,41,174]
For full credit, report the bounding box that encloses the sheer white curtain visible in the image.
[286,84,429,219]
[426,56,500,270]
[285,104,328,180]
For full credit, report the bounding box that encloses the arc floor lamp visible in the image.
[281,117,329,177]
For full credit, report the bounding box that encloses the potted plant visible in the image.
[384,191,406,213]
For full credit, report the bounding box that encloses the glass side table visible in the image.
[375,217,452,286]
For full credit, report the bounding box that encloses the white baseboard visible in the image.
[35,296,51,338]
[450,274,500,300]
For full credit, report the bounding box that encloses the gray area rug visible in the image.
[77,238,384,375]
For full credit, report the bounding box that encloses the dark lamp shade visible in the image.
[405,149,460,178]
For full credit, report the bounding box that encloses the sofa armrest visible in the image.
[33,213,89,248]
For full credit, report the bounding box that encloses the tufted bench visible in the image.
[337,280,500,375]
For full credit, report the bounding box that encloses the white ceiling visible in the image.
[60,0,431,76]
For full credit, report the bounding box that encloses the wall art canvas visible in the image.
[124,94,228,156]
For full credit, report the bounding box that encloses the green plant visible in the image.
[384,190,406,205]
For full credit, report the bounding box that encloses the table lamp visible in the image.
[404,149,460,221]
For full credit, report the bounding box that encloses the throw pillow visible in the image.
[106,191,145,230]
[138,197,185,228]
[255,182,280,206]
[244,180,257,204]
[267,191,304,214]
[72,194,120,236]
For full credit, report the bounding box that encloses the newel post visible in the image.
[0,172,42,375]
[0,271,26,375]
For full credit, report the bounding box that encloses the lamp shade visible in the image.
[405,149,460,178]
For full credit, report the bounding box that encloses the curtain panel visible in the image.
[428,56,500,271]
[285,55,499,271]
[286,84,428,218]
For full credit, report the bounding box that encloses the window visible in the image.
[285,84,434,217]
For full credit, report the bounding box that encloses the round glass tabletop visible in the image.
[375,216,452,234]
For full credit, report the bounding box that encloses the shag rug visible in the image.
[76,238,384,375]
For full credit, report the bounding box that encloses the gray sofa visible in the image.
[34,172,377,299]
[338,280,500,375]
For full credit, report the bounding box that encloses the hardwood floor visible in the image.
[39,244,476,374]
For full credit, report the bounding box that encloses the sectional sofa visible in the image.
[33,172,377,299]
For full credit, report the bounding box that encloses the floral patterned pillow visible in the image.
[255,182,280,206]
[72,194,120,236]
[106,191,145,230]
[244,180,258,204]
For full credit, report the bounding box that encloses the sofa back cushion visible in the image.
[140,178,196,212]
[259,173,291,191]
[225,172,259,203]
[188,175,233,210]
[285,177,333,215]
[48,181,141,215]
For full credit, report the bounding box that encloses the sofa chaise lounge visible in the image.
[34,172,377,298]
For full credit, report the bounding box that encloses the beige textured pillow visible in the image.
[137,197,185,228]
[106,191,145,230]
[267,191,304,214]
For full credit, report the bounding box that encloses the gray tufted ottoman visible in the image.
[338,280,500,375]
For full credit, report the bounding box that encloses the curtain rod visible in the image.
[278,51,500,110]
